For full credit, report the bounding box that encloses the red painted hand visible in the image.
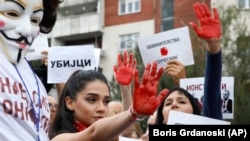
[133,62,169,115]
[189,2,221,39]
[113,50,137,85]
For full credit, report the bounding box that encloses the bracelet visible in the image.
[136,116,145,121]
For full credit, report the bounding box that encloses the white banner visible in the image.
[180,77,234,119]
[48,45,96,83]
[167,110,231,125]
[137,26,194,69]
[26,33,49,61]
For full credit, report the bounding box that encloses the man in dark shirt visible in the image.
[221,90,233,113]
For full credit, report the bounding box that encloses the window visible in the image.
[119,33,139,51]
[161,18,174,31]
[239,0,250,9]
[119,0,140,15]
[161,0,174,31]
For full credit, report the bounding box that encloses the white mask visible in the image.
[0,0,44,64]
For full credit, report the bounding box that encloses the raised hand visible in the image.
[113,50,137,85]
[165,60,186,86]
[189,2,221,39]
[132,62,169,115]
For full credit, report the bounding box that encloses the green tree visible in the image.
[185,5,250,124]
[218,5,250,124]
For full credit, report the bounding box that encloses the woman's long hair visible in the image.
[155,87,201,125]
[49,70,110,139]
[40,0,64,33]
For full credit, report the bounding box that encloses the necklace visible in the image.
[13,59,41,141]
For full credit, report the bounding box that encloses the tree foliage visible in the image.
[218,5,250,124]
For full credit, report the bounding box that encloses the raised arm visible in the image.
[133,62,169,115]
[189,2,222,119]
[113,50,136,111]
[51,62,168,141]
[113,50,135,138]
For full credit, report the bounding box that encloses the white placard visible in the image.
[137,26,194,69]
[26,33,49,61]
[119,136,142,141]
[180,77,234,119]
[48,45,95,83]
[94,48,101,71]
[167,110,231,125]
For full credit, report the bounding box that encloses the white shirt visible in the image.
[0,53,50,141]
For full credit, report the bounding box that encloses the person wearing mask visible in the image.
[0,0,63,140]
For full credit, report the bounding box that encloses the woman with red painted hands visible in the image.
[49,59,168,141]
[155,2,223,126]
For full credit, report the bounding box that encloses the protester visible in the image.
[156,2,223,125]
[49,61,169,141]
[107,109,120,141]
[109,100,143,140]
[165,60,186,86]
[109,100,123,114]
[48,95,58,127]
[140,111,157,141]
[108,100,143,140]
[0,0,62,140]
[130,122,144,139]
[156,87,201,124]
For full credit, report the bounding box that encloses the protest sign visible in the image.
[26,33,49,61]
[167,110,231,125]
[48,45,95,83]
[137,26,194,69]
[180,77,234,119]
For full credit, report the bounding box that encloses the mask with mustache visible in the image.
[0,0,42,64]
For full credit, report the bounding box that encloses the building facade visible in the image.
[48,0,250,82]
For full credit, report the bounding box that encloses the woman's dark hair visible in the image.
[155,87,201,125]
[49,70,110,139]
[40,0,64,33]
